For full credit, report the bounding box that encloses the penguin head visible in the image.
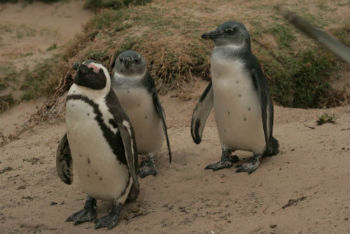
[114,50,146,77]
[72,60,111,92]
[202,21,251,49]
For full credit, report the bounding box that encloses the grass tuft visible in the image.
[20,57,66,101]
[0,94,15,113]
[317,113,335,125]
[84,0,151,10]
[267,50,337,108]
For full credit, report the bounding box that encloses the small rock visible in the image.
[16,185,26,190]
[0,167,13,174]
[270,224,277,229]
[50,201,58,206]
[22,196,33,201]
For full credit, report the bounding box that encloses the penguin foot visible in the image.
[236,154,261,174]
[66,197,97,225]
[205,155,239,171]
[95,203,121,229]
[138,155,157,178]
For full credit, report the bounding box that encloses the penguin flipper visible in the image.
[251,66,270,153]
[118,120,140,201]
[191,81,214,144]
[56,133,73,185]
[152,92,172,163]
[144,72,172,163]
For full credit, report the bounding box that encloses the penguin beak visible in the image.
[201,30,221,40]
[123,58,132,70]
[124,61,131,69]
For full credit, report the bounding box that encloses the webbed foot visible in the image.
[66,197,97,225]
[95,202,121,229]
[138,154,157,178]
[205,149,239,171]
[236,154,262,174]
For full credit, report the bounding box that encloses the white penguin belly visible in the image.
[66,100,130,201]
[211,59,266,154]
[116,87,163,154]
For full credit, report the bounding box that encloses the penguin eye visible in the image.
[225,27,237,33]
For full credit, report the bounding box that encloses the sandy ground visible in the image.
[0,0,92,58]
[0,0,93,102]
[0,80,350,234]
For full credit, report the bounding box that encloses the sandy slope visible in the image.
[0,80,349,234]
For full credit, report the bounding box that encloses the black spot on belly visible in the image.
[137,103,141,107]
[236,80,240,84]
[79,154,82,158]
[248,106,251,111]
[243,117,247,121]
[87,158,91,164]
[109,119,117,128]
[99,177,103,181]
[227,110,230,116]
[224,129,226,133]
[87,113,90,116]
[71,104,75,107]
[87,173,90,177]
[94,171,98,175]
[144,115,148,119]
[238,94,242,97]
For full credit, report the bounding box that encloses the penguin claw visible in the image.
[94,204,121,229]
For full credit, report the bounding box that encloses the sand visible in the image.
[0,80,349,233]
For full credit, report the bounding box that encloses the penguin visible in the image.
[56,60,139,229]
[191,21,279,174]
[111,50,171,178]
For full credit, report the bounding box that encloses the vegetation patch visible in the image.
[0,57,67,113]
[317,113,336,125]
[84,0,151,10]
[0,0,62,3]
[0,94,15,113]
[21,57,67,100]
[2,0,349,117]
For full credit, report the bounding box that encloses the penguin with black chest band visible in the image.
[191,21,279,174]
[112,50,172,178]
[56,60,139,229]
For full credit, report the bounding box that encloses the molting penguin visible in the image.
[112,50,172,178]
[56,60,139,229]
[191,21,279,174]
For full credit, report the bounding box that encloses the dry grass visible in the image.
[4,0,349,118]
